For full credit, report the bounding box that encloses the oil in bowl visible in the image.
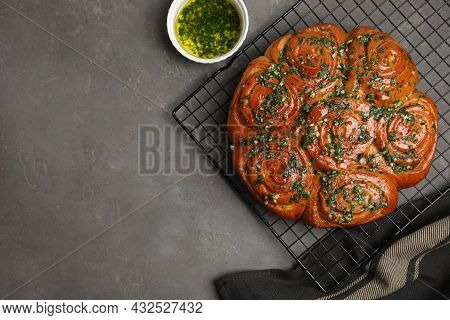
[175,0,242,59]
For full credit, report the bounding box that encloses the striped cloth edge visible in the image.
[318,215,450,300]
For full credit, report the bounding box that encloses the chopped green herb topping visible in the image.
[357,126,371,144]
[366,93,376,103]
[320,171,339,189]
[398,108,415,124]
[290,181,309,202]
[302,126,317,148]
[369,106,396,121]
[357,34,373,46]
[176,0,241,58]
[254,174,264,187]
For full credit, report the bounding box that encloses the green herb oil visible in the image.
[175,0,242,59]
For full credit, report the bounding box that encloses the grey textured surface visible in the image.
[0,0,298,299]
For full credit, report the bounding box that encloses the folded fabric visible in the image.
[215,194,450,299]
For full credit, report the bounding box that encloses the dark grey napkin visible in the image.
[215,193,450,300]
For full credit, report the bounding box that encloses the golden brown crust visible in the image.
[303,170,399,227]
[232,130,314,220]
[228,56,301,143]
[305,97,376,170]
[265,24,347,103]
[371,91,438,188]
[345,26,419,105]
[228,24,437,227]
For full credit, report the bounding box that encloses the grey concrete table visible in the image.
[0,0,299,299]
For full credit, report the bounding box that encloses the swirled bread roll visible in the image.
[345,26,419,105]
[304,97,376,170]
[228,56,302,142]
[265,24,347,103]
[303,170,398,227]
[232,130,314,219]
[371,91,438,188]
[228,24,438,227]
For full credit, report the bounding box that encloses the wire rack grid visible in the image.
[172,0,450,292]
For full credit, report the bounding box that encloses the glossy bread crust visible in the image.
[345,26,419,105]
[373,91,438,188]
[303,170,399,227]
[232,130,314,219]
[228,24,438,227]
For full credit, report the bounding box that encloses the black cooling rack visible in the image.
[172,0,450,292]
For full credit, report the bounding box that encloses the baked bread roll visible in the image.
[227,56,302,142]
[372,91,438,188]
[265,24,347,103]
[305,97,376,170]
[303,170,398,227]
[228,24,438,227]
[345,26,419,105]
[232,130,313,219]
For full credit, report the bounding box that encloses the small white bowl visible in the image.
[167,0,249,64]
